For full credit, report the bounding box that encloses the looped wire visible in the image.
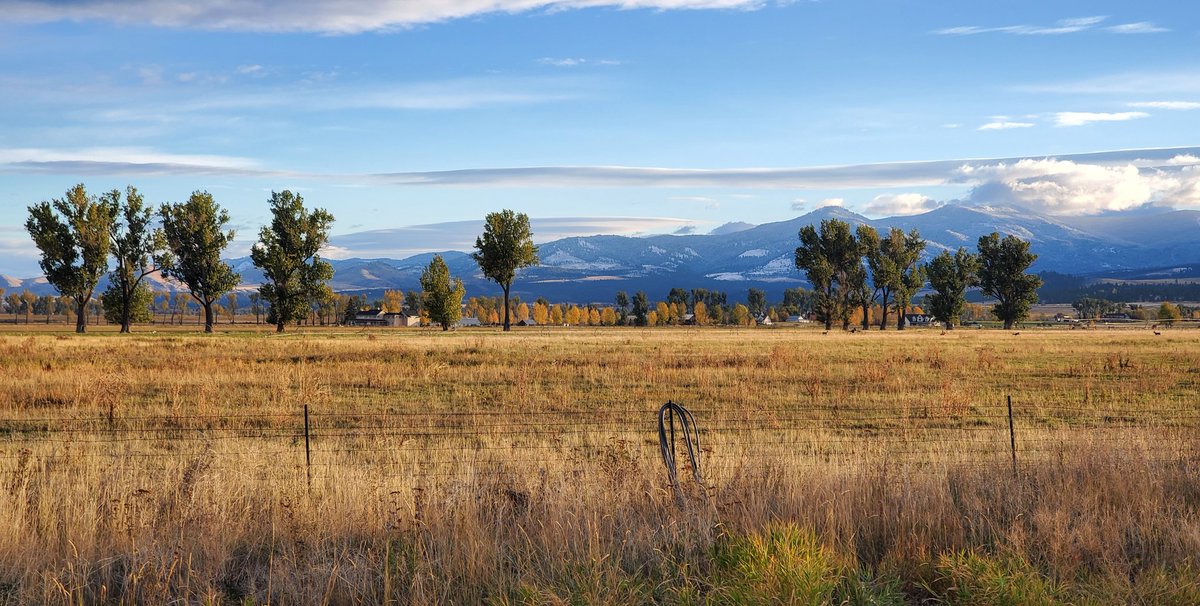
[657,400,706,503]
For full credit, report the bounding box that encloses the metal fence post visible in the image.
[1007,395,1017,477]
[304,404,312,490]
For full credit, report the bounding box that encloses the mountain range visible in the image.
[4,204,1199,304]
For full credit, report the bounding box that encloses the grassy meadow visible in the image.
[0,324,1198,604]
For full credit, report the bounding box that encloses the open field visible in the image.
[1,326,1199,604]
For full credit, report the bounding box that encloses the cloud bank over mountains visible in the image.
[3,146,1199,220]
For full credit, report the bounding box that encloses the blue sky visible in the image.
[1,0,1198,275]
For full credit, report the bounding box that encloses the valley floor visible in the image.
[0,326,1197,604]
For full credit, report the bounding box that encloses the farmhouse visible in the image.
[457,317,482,327]
[904,313,934,326]
[349,309,417,327]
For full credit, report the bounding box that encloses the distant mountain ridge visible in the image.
[4,204,1199,303]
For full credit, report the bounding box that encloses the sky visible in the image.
[1,0,1198,276]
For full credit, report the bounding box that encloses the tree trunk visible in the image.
[945,320,954,330]
[878,292,889,330]
[861,303,870,330]
[897,305,907,331]
[75,299,87,333]
[204,302,215,333]
[275,320,285,333]
[1004,319,1014,330]
[824,318,833,331]
[502,284,511,331]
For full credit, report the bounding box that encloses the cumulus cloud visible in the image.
[819,198,845,207]
[0,0,765,34]
[956,157,1200,215]
[790,198,807,211]
[861,193,943,217]
[1053,111,1149,127]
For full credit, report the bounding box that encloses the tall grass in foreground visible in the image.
[0,327,1198,603]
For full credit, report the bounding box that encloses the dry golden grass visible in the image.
[1,325,1198,604]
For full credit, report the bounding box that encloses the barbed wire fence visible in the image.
[1,396,1198,488]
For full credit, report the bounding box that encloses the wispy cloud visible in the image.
[537,57,622,67]
[4,146,1199,193]
[1053,111,1149,127]
[0,0,766,34]
[935,15,1111,36]
[1105,22,1169,34]
[978,121,1035,131]
[1129,101,1200,110]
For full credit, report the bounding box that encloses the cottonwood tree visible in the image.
[795,219,860,330]
[632,291,649,326]
[103,283,153,327]
[5,293,20,322]
[20,290,36,324]
[977,232,1042,330]
[884,228,926,330]
[746,288,766,319]
[160,191,241,333]
[926,248,979,330]
[103,186,169,333]
[25,184,118,333]
[472,210,538,331]
[251,191,334,333]
[614,291,629,325]
[849,225,881,330]
[421,255,466,331]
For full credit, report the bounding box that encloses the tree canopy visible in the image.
[472,210,538,331]
[160,191,240,333]
[250,190,335,332]
[421,255,466,331]
[25,184,118,333]
[977,232,1042,330]
[926,247,979,329]
[795,219,860,330]
[105,186,168,333]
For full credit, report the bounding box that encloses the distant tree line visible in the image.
[18,189,1047,333]
[793,219,1041,331]
[1038,271,1200,305]
[24,184,336,333]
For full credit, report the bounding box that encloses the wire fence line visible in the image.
[1,398,1197,484]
